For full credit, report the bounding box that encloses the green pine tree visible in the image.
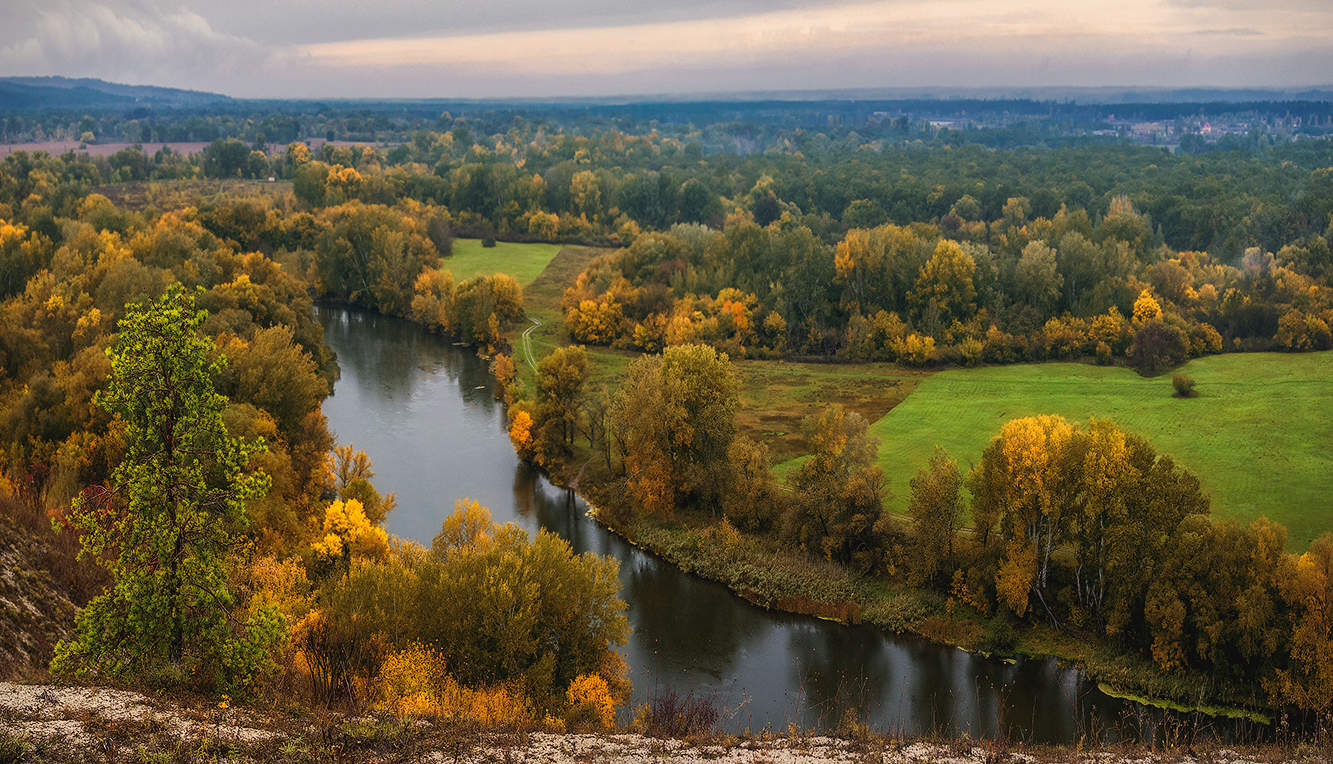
[52,285,281,692]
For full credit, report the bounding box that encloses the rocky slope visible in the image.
[0,514,75,678]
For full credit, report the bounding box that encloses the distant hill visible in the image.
[549,85,1333,106]
[0,76,229,111]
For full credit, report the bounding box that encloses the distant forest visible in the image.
[3,76,1333,152]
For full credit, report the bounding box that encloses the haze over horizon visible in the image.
[2,0,1332,100]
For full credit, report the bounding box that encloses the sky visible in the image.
[1,0,1332,99]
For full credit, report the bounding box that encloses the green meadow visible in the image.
[855,353,1333,548]
[442,238,564,285]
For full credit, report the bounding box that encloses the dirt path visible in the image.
[522,316,542,372]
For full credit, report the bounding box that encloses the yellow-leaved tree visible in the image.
[1132,288,1162,325]
[312,498,389,573]
[973,415,1075,619]
[1269,534,1333,712]
[508,408,536,463]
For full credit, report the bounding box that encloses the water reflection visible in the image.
[317,306,1266,744]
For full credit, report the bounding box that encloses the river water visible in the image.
[316,306,1246,743]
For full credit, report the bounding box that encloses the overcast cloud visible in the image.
[1,0,1330,98]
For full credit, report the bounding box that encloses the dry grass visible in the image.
[90,179,292,211]
[733,360,924,465]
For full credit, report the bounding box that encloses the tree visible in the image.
[908,447,963,584]
[1131,289,1163,325]
[843,198,888,229]
[1271,534,1333,712]
[678,178,719,224]
[1146,516,1286,676]
[970,414,1076,619]
[535,345,589,461]
[1095,439,1207,638]
[1276,309,1333,351]
[1129,319,1188,376]
[293,161,330,206]
[419,501,629,697]
[611,344,738,514]
[970,415,1210,634]
[214,325,329,438]
[910,240,977,330]
[833,224,922,315]
[1013,241,1063,314]
[571,170,603,220]
[312,498,390,574]
[785,405,887,572]
[721,436,779,531]
[509,408,536,462]
[329,444,396,523]
[51,286,280,691]
[202,138,251,178]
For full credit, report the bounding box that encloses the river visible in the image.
[316,305,1248,744]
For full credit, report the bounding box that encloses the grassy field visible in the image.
[842,353,1333,548]
[443,239,564,285]
[499,244,628,388]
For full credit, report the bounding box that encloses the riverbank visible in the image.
[563,469,1273,729]
[0,682,1312,763]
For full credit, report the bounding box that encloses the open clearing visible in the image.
[852,353,1333,548]
[444,238,564,286]
[734,361,925,465]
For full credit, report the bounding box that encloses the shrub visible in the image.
[1129,319,1188,376]
[1172,374,1196,398]
[292,607,388,705]
[633,688,719,737]
[481,237,497,248]
[376,642,534,725]
[1276,309,1333,351]
[0,732,29,763]
[894,332,936,366]
[377,643,450,716]
[418,503,629,700]
[959,337,984,366]
[1095,340,1113,365]
[979,615,1018,654]
[565,673,616,730]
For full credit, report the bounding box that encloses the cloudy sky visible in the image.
[2,0,1331,98]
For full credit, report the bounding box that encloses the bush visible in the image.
[1129,319,1188,376]
[1095,340,1113,365]
[979,615,1018,654]
[958,337,984,366]
[633,688,719,737]
[565,673,616,730]
[481,237,497,248]
[376,642,534,725]
[1172,373,1196,398]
